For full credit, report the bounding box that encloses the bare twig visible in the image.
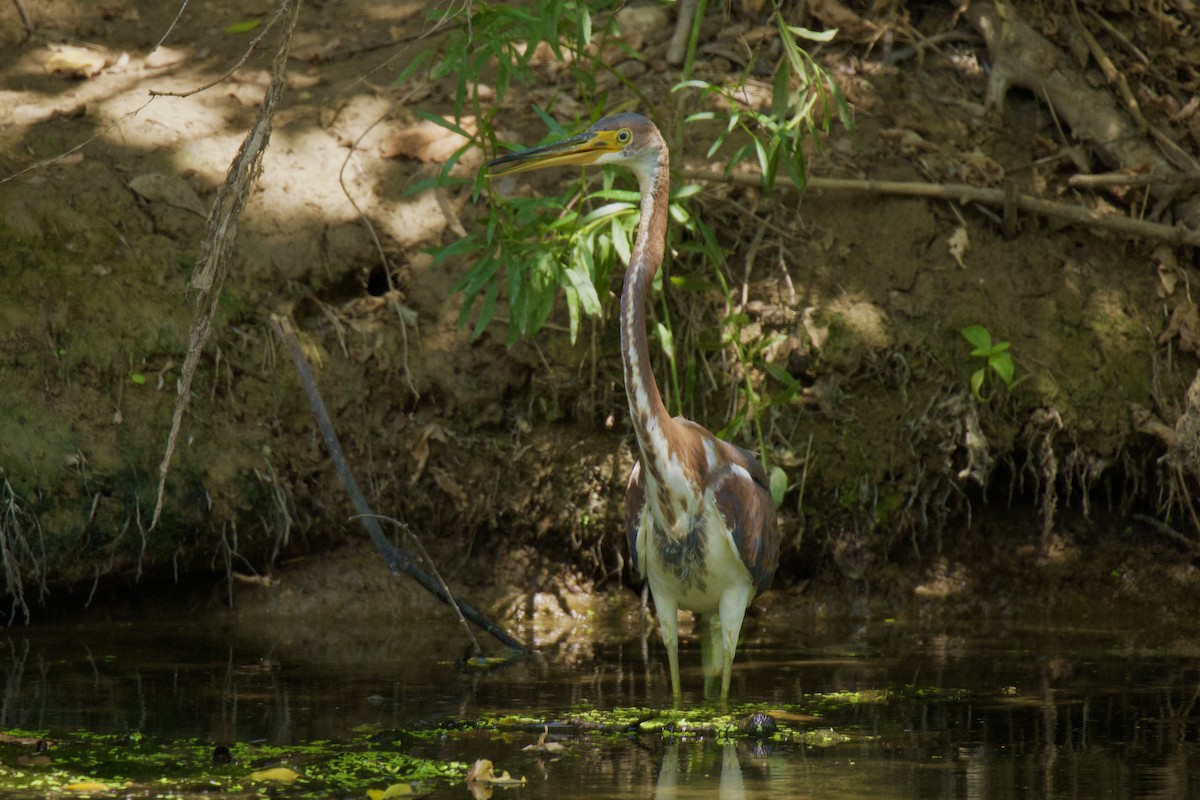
[1068,171,1200,190]
[333,94,424,399]
[1069,0,1148,131]
[271,315,530,654]
[151,0,301,529]
[680,169,1200,247]
[1,99,156,184]
[358,513,483,658]
[148,3,290,99]
[150,0,190,53]
[12,0,32,36]
[1131,513,1200,553]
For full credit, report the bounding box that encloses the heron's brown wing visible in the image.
[710,460,780,596]
[625,461,646,578]
[725,441,771,489]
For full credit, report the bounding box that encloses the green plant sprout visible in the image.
[962,325,1014,399]
[673,12,850,194]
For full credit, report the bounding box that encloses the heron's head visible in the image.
[486,112,663,184]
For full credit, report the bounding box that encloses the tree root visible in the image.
[1132,370,1200,540]
[963,0,1200,228]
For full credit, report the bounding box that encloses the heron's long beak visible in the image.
[486,129,621,176]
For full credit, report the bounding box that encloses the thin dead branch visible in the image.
[1069,172,1200,190]
[12,0,32,37]
[151,0,301,530]
[148,3,292,99]
[680,169,1200,247]
[151,0,191,53]
[1131,513,1200,553]
[271,315,530,654]
[357,513,483,658]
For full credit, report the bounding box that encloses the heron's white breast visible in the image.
[642,489,753,614]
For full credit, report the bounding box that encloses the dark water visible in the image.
[1,605,1198,798]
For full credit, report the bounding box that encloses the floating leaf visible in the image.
[248,767,300,783]
[465,759,525,786]
[464,655,515,670]
[64,782,111,792]
[367,783,414,799]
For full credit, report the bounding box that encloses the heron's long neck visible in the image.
[620,152,673,478]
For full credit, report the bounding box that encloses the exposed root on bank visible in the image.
[963,0,1200,227]
[1134,369,1200,541]
[1024,409,1064,548]
[151,0,301,530]
[0,479,46,624]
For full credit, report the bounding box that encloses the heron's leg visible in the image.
[717,586,752,702]
[654,592,682,701]
[700,613,725,700]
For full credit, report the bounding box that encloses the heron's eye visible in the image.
[617,128,632,144]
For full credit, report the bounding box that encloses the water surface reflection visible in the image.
[0,610,1196,798]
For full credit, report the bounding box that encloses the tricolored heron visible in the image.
[487,113,780,701]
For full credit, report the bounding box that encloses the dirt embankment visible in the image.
[1,0,1199,625]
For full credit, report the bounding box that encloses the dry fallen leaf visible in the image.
[407,423,448,483]
[228,82,267,107]
[432,467,468,506]
[290,37,341,63]
[144,46,188,68]
[248,767,300,783]
[1154,244,1184,298]
[45,46,108,78]
[1158,299,1200,353]
[880,127,934,157]
[367,783,414,799]
[809,0,876,39]
[947,225,970,269]
[232,571,273,587]
[801,307,829,352]
[465,759,526,786]
[962,149,1005,186]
